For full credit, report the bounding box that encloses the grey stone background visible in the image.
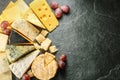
[1,0,120,80]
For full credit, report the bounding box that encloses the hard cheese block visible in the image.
[23,9,45,29]
[0,33,8,52]
[11,19,40,42]
[9,50,40,79]
[30,0,59,32]
[6,45,35,62]
[9,30,32,45]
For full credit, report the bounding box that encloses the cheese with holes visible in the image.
[36,34,46,44]
[9,50,40,79]
[6,45,35,62]
[23,9,45,29]
[0,34,8,52]
[11,19,40,42]
[30,0,59,32]
[40,38,52,51]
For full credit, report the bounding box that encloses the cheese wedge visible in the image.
[23,9,45,29]
[9,50,40,79]
[30,0,59,32]
[11,19,40,42]
[0,33,8,52]
[6,45,35,62]
[0,53,10,74]
[40,38,52,51]
[31,53,58,80]
[9,30,32,45]
[45,52,55,65]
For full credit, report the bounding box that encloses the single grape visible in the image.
[58,60,65,69]
[50,1,59,10]
[59,54,67,62]
[0,21,9,30]
[60,5,70,14]
[54,8,63,19]
[22,74,30,80]
[3,28,11,35]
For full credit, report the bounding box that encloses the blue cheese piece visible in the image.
[0,33,8,52]
[6,45,35,62]
[11,19,40,42]
[9,50,40,79]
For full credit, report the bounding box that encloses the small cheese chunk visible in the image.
[27,70,34,77]
[11,19,40,42]
[33,43,41,50]
[49,46,58,53]
[30,0,59,32]
[0,33,8,52]
[40,38,52,51]
[36,34,46,44]
[9,50,40,79]
[41,29,49,37]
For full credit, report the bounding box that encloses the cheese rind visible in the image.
[6,45,35,62]
[9,50,40,79]
[0,33,8,52]
[11,19,40,42]
[30,0,59,32]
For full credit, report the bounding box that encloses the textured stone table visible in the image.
[1,0,120,80]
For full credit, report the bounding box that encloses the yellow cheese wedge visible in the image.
[23,9,45,29]
[30,0,59,32]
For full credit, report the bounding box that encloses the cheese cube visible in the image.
[40,38,52,51]
[36,34,46,44]
[49,45,58,53]
[30,0,59,32]
[0,34,8,52]
[41,29,49,37]
[33,43,41,50]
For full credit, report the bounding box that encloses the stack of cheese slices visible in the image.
[0,0,59,80]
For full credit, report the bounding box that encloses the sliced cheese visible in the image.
[30,0,59,32]
[11,19,40,42]
[45,52,55,66]
[9,30,32,45]
[6,45,35,62]
[40,38,52,51]
[9,50,40,79]
[23,9,45,29]
[0,33,8,52]
[41,29,49,37]
[36,34,46,44]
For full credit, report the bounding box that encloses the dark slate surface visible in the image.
[1,0,120,80]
